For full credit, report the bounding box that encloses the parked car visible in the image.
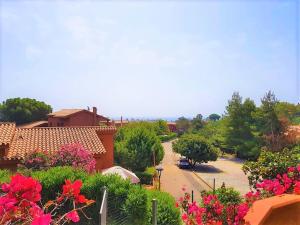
[177,157,191,169]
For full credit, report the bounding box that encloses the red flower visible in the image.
[294,181,300,195]
[66,210,80,222]
[31,214,52,225]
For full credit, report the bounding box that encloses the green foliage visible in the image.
[124,186,148,224]
[208,113,221,121]
[205,187,242,205]
[30,166,88,200]
[242,146,300,188]
[190,114,204,132]
[173,134,218,167]
[175,117,191,135]
[159,132,177,142]
[224,92,260,159]
[256,91,282,136]
[115,124,164,171]
[0,169,11,183]
[136,167,157,185]
[153,120,170,135]
[197,120,227,152]
[146,190,181,225]
[0,97,52,125]
[0,166,179,225]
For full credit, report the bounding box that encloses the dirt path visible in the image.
[160,141,210,201]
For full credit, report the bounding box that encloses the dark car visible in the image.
[178,158,191,169]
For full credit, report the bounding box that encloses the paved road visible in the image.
[160,141,210,202]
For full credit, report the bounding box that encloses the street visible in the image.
[160,141,210,202]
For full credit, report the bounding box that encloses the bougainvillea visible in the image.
[0,174,94,225]
[51,143,96,172]
[21,149,51,171]
[177,165,300,225]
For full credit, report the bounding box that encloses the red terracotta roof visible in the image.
[48,109,110,121]
[48,109,84,117]
[5,126,116,160]
[18,120,48,128]
[0,122,16,145]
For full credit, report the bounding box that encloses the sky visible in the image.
[0,0,299,119]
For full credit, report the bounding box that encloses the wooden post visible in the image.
[152,199,158,225]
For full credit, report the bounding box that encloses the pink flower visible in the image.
[31,214,52,225]
[66,211,80,222]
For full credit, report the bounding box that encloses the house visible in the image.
[48,107,110,127]
[167,122,177,133]
[0,122,116,171]
[112,116,130,128]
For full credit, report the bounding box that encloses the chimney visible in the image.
[93,107,97,125]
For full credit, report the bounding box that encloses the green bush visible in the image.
[0,166,179,225]
[159,132,177,142]
[205,187,242,205]
[0,169,11,183]
[136,167,156,185]
[146,190,181,225]
[30,166,88,201]
[115,125,164,171]
[136,171,153,185]
[243,146,300,188]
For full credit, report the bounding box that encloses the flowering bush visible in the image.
[0,174,94,225]
[177,165,300,225]
[51,143,96,172]
[20,149,51,171]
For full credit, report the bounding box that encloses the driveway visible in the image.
[160,141,210,202]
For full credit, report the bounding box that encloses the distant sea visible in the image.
[110,116,192,122]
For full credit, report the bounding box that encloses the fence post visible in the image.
[152,199,158,225]
[191,190,194,203]
[99,187,107,225]
[213,178,216,193]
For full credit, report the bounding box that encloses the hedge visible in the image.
[0,167,180,225]
[146,190,181,225]
[159,132,177,142]
[136,167,157,185]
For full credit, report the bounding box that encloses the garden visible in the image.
[0,143,181,225]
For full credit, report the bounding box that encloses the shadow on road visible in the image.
[192,164,223,173]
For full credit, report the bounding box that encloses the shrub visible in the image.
[136,167,156,185]
[146,190,181,225]
[115,126,164,171]
[20,149,51,170]
[243,146,300,188]
[159,132,177,142]
[0,169,11,183]
[0,174,94,225]
[51,143,96,172]
[31,166,88,201]
[205,187,242,205]
[0,166,179,225]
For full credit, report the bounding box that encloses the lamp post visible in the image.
[155,164,164,191]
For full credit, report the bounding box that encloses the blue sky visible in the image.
[0,1,299,119]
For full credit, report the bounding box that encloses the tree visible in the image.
[256,91,288,151]
[224,92,260,159]
[153,119,170,135]
[208,113,221,121]
[190,114,204,132]
[172,134,218,167]
[0,98,52,125]
[115,125,164,171]
[175,117,191,135]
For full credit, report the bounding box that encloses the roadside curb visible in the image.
[192,170,213,191]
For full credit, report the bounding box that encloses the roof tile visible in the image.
[0,122,16,145]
